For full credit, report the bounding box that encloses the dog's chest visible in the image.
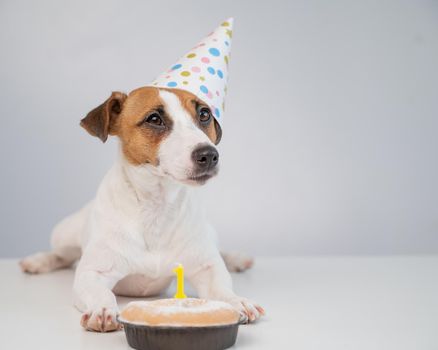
[136,186,189,251]
[139,202,175,248]
[115,181,201,277]
[125,200,187,277]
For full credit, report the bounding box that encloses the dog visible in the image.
[19,86,264,332]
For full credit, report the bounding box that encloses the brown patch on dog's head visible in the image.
[164,88,222,145]
[115,87,174,166]
[81,87,173,166]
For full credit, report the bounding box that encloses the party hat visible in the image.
[151,18,234,126]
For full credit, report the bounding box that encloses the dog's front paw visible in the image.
[80,307,122,332]
[227,297,265,324]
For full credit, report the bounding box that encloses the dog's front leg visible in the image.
[188,258,265,323]
[73,251,125,332]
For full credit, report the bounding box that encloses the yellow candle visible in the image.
[173,263,187,299]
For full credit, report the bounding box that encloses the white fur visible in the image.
[20,90,263,332]
[158,90,217,183]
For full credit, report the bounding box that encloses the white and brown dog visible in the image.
[20,87,264,332]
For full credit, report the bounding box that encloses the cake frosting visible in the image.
[119,298,239,327]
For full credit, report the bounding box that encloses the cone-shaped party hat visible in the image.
[151,18,233,126]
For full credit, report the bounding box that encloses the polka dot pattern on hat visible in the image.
[150,18,234,126]
[208,48,220,56]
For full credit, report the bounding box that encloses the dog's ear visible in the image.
[213,118,222,145]
[80,92,127,142]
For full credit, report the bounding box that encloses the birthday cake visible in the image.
[120,298,239,327]
[119,298,240,350]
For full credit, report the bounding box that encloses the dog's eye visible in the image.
[199,107,212,124]
[145,113,164,127]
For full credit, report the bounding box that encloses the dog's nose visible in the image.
[192,145,219,170]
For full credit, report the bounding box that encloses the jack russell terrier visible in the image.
[19,87,264,332]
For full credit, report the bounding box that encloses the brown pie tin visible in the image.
[118,318,239,350]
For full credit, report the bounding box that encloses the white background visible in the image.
[0,0,437,257]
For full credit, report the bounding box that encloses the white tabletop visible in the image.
[1,256,437,350]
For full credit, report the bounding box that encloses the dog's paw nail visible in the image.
[255,305,265,315]
[244,259,253,269]
[80,308,120,332]
[80,313,90,327]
